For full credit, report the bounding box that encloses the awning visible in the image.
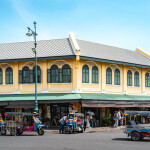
[0,93,150,101]
[0,93,81,101]
[79,94,150,101]
[0,93,150,108]
[82,101,150,108]
[80,94,150,107]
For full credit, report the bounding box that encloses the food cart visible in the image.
[123,111,150,141]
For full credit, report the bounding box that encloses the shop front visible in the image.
[82,98,150,126]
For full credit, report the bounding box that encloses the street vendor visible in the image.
[59,115,67,134]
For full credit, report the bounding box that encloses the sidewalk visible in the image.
[44,126,123,134]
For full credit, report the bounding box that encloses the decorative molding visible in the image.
[101,89,107,94]
[13,90,20,94]
[130,67,138,72]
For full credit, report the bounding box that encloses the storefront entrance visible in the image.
[50,103,71,127]
[82,108,102,127]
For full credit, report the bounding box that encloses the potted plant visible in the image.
[102,114,112,126]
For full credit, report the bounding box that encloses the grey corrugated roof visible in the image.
[0,38,74,60]
[77,39,150,67]
[1,38,150,67]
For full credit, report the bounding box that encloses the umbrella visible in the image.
[87,111,95,116]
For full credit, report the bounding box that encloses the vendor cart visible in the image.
[0,113,6,135]
[1,112,45,136]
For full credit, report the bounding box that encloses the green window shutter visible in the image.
[69,68,71,82]
[6,71,9,84]
[38,70,41,83]
[110,71,112,84]
[0,70,2,84]
[47,69,51,83]
[96,71,98,83]
[29,70,34,83]
[10,71,13,84]
[59,69,62,83]
[145,73,150,87]
[85,69,89,83]
[19,70,23,83]
[82,69,85,83]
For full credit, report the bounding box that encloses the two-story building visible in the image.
[0,33,150,126]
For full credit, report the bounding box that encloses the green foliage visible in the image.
[102,114,112,125]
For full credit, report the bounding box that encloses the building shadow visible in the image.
[112,138,150,142]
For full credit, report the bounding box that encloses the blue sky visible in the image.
[0,0,150,52]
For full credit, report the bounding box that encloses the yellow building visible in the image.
[0,33,150,126]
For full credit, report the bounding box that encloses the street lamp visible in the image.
[26,21,38,114]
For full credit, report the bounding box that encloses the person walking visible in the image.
[120,110,124,126]
[118,110,121,126]
[59,116,67,134]
[113,111,119,127]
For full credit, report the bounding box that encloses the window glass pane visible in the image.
[127,71,132,86]
[10,74,13,84]
[22,67,29,83]
[114,69,120,85]
[82,65,89,83]
[145,73,149,87]
[50,65,59,83]
[134,72,139,86]
[92,66,98,83]
[6,74,9,84]
[6,67,13,84]
[106,68,112,84]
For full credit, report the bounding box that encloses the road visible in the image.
[0,128,150,150]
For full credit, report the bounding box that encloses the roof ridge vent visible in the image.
[69,32,80,51]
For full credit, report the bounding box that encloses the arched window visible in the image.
[145,73,150,87]
[62,64,71,83]
[82,65,89,83]
[0,68,2,84]
[33,66,41,83]
[22,66,30,83]
[106,67,112,84]
[92,66,98,83]
[127,70,132,86]
[134,71,139,87]
[50,65,58,83]
[114,69,120,85]
[6,67,13,84]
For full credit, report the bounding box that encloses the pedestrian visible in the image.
[117,110,121,126]
[113,111,119,127]
[120,110,124,126]
[59,115,67,134]
[86,115,90,129]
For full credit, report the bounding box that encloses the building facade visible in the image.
[0,33,150,126]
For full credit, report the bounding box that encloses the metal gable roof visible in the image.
[77,39,150,67]
[0,37,150,68]
[0,38,75,61]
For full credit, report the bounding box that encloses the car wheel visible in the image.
[131,132,141,141]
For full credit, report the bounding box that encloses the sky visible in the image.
[0,0,150,53]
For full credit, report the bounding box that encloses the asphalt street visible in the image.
[0,128,150,150]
